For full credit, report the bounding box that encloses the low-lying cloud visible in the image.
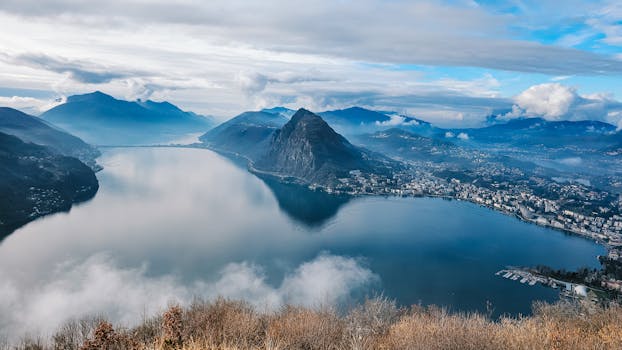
[0,253,377,340]
[375,114,420,127]
[457,132,470,140]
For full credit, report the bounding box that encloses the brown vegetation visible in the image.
[8,298,622,350]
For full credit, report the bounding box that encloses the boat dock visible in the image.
[495,267,602,301]
[496,268,548,287]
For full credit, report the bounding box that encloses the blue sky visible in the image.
[0,0,620,127]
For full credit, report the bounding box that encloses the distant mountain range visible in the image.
[257,106,436,136]
[440,117,622,178]
[255,106,621,154]
[201,108,396,186]
[199,111,288,159]
[202,105,622,191]
[0,131,98,237]
[319,107,434,136]
[352,128,460,163]
[0,107,99,168]
[41,91,215,145]
[261,107,296,119]
[447,117,620,148]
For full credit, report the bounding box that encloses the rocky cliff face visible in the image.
[255,109,384,185]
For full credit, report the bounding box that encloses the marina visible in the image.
[495,267,603,301]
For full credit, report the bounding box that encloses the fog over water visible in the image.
[0,148,605,338]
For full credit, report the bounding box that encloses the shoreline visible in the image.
[143,143,619,254]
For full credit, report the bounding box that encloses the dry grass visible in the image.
[9,298,622,350]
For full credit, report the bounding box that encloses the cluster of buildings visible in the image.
[329,165,622,255]
[332,166,622,297]
[28,187,64,217]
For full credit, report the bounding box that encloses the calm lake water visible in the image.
[0,147,605,337]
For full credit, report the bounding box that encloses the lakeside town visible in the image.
[193,135,622,299]
[189,141,622,260]
[329,168,622,249]
[319,161,622,298]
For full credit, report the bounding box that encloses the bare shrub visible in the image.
[80,321,138,350]
[10,297,622,350]
[14,336,44,350]
[52,316,105,350]
[131,314,161,347]
[266,306,344,350]
[344,297,404,350]
[532,301,622,350]
[182,298,265,348]
[379,306,500,350]
[162,305,183,349]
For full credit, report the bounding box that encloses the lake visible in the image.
[0,147,605,337]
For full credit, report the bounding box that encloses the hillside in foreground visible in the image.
[14,298,622,350]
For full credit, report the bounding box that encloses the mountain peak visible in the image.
[290,108,323,123]
[261,106,296,118]
[279,109,344,145]
[255,109,378,185]
[66,90,116,103]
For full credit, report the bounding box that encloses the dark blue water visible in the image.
[0,147,605,336]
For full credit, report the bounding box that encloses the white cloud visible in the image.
[124,78,159,101]
[513,83,576,119]
[0,253,377,340]
[557,157,583,166]
[551,75,571,81]
[375,114,419,127]
[1,1,621,75]
[503,83,622,126]
[457,132,470,140]
[236,71,270,96]
[0,95,65,114]
[609,111,622,130]
[585,1,622,46]
[445,131,455,138]
[279,254,377,307]
[236,70,334,97]
[0,1,620,126]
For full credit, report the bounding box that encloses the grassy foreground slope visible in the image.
[14,298,622,350]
